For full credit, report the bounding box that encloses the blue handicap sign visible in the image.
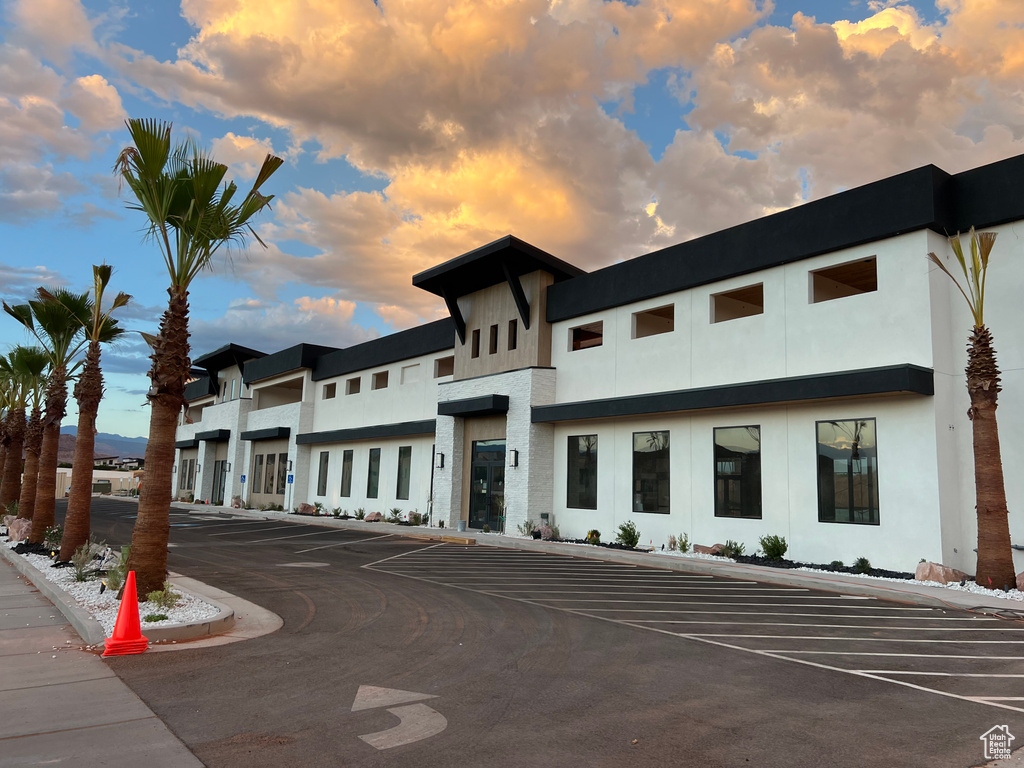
[240,474,246,483]
[287,474,294,484]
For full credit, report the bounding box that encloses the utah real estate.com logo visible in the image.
[980,725,1014,761]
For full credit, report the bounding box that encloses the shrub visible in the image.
[586,529,601,545]
[409,512,422,526]
[105,546,131,593]
[332,507,342,518]
[517,519,536,537]
[616,521,640,548]
[538,524,554,540]
[355,508,366,520]
[314,501,325,515]
[388,507,403,523]
[144,613,169,622]
[71,536,104,581]
[146,582,181,611]
[483,524,490,533]
[678,532,690,553]
[830,560,844,569]
[4,500,17,517]
[667,534,677,551]
[759,534,788,561]
[44,525,63,550]
[854,557,872,574]
[719,539,745,559]
[551,525,560,539]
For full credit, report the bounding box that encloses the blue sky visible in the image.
[1,0,1021,438]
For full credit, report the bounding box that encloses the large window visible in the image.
[276,453,288,495]
[316,451,329,496]
[817,419,879,525]
[396,446,412,500]
[252,455,263,493]
[633,431,670,513]
[367,448,381,498]
[714,426,762,518]
[264,454,276,494]
[566,435,598,509]
[340,450,353,497]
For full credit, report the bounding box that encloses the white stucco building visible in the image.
[174,154,1024,574]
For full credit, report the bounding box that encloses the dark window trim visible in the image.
[713,424,762,520]
[566,434,598,510]
[816,417,880,526]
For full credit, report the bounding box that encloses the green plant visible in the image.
[586,529,601,545]
[483,524,490,533]
[146,582,181,610]
[355,508,366,520]
[44,525,63,550]
[854,557,872,574]
[71,535,105,581]
[332,507,342,518]
[678,532,690,553]
[830,560,844,569]
[616,521,640,548]
[409,512,422,526]
[550,525,560,539]
[758,534,788,561]
[4,501,17,517]
[719,539,745,559]
[105,545,131,593]
[314,501,325,514]
[517,519,536,537]
[144,613,169,622]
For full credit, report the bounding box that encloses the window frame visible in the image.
[631,304,675,339]
[316,451,329,496]
[323,382,337,399]
[340,449,354,497]
[566,434,598,510]
[396,445,412,500]
[367,447,381,498]
[713,425,762,519]
[816,418,880,525]
[632,430,670,514]
[570,321,604,351]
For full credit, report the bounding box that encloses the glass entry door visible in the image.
[469,439,505,530]
[212,459,228,505]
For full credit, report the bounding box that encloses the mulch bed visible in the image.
[732,553,914,580]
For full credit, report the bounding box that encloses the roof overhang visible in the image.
[438,394,510,417]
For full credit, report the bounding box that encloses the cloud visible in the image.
[209,132,281,180]
[0,262,69,301]
[6,0,98,66]
[0,164,87,223]
[62,75,126,132]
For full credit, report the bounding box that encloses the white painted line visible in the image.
[631,613,996,621]
[766,651,1023,659]
[620,619,1023,631]
[970,697,1024,701]
[473,596,926,609]
[296,534,394,554]
[189,519,276,529]
[681,634,1024,643]
[358,703,448,750]
[241,529,338,543]
[857,671,1024,677]
[209,525,297,536]
[362,543,445,569]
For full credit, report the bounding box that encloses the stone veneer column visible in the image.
[433,413,463,527]
[196,441,215,503]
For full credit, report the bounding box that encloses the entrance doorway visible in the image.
[212,459,228,505]
[469,439,505,531]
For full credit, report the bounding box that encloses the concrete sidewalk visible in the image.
[0,557,203,768]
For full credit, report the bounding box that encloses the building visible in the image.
[173,153,1024,574]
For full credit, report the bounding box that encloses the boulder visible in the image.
[7,517,32,542]
[1016,571,1024,592]
[693,543,724,555]
[365,511,383,522]
[296,503,317,516]
[915,561,967,584]
[2,514,15,530]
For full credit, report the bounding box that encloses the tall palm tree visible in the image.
[928,228,1015,589]
[115,118,282,594]
[4,290,88,544]
[0,348,38,509]
[13,348,49,525]
[0,382,12,507]
[57,267,130,560]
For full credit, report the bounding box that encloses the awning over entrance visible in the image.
[240,426,291,441]
[196,429,231,442]
[438,395,510,417]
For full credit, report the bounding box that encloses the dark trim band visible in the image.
[196,429,231,442]
[175,438,199,449]
[438,394,510,417]
[297,419,437,445]
[240,427,291,441]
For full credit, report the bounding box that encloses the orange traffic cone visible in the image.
[102,571,149,656]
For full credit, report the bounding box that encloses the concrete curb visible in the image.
[145,577,236,643]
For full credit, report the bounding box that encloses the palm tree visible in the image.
[0,380,12,507]
[115,118,282,595]
[928,228,1015,589]
[4,290,88,544]
[0,348,39,509]
[13,348,49,525]
[57,266,130,560]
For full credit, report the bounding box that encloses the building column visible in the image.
[433,414,463,528]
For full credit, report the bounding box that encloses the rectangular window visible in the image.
[396,445,412,500]
[346,377,361,395]
[276,453,288,495]
[471,329,481,358]
[633,431,670,513]
[221,381,228,401]
[253,455,263,494]
[508,319,518,351]
[316,452,329,496]
[371,371,389,390]
[264,454,276,494]
[570,321,603,351]
[714,426,762,518]
[434,356,454,377]
[811,257,877,303]
[711,284,764,323]
[367,448,381,498]
[340,450,353,497]
[489,324,498,354]
[632,305,674,338]
[401,364,420,384]
[817,419,879,524]
[323,382,336,399]
[231,379,237,400]
[187,459,195,491]
[566,435,598,509]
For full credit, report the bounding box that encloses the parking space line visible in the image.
[362,543,445,568]
[184,519,274,529]
[680,634,1024,643]
[765,651,1022,658]
[631,613,996,620]
[858,671,1024,677]
[243,529,339,543]
[209,525,297,536]
[296,534,394,554]
[615,620,1022,630]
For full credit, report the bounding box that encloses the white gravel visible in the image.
[4,540,219,636]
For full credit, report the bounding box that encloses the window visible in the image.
[633,431,669,513]
[230,379,237,400]
[570,321,603,351]
[811,257,877,303]
[340,450,353,497]
[276,453,288,495]
[401,364,420,385]
[434,356,454,377]
[489,324,498,354]
[323,382,337,399]
[817,419,879,524]
[471,329,481,358]
[372,371,389,390]
[317,452,329,496]
[712,284,764,323]
[396,446,412,500]
[508,319,518,351]
[264,454,276,494]
[714,426,761,518]
[567,435,598,509]
[253,455,263,493]
[632,305,674,338]
[221,381,228,401]
[367,448,381,498]
[346,377,361,395]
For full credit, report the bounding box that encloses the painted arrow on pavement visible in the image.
[353,686,448,750]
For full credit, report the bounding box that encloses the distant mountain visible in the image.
[59,427,148,463]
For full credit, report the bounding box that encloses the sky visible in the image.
[1,0,1022,439]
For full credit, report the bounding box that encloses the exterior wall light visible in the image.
[287,460,293,471]
[171,464,176,474]
[435,453,445,469]
[225,463,231,472]
[508,449,519,468]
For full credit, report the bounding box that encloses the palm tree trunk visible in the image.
[127,290,190,596]
[17,407,42,526]
[0,416,8,509]
[29,368,68,544]
[967,325,1015,589]
[59,342,102,561]
[2,407,26,510]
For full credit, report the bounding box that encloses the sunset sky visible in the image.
[2,0,1022,438]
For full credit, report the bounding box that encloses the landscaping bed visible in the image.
[732,553,914,580]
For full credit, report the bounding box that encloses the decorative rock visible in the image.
[365,511,383,522]
[693,543,724,555]
[915,561,967,584]
[1016,571,1024,592]
[296,503,316,516]
[7,518,31,542]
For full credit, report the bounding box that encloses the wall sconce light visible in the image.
[225,463,231,472]
[435,453,445,469]
[287,460,293,471]
[196,464,202,473]
[171,464,176,474]
[508,449,519,468]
